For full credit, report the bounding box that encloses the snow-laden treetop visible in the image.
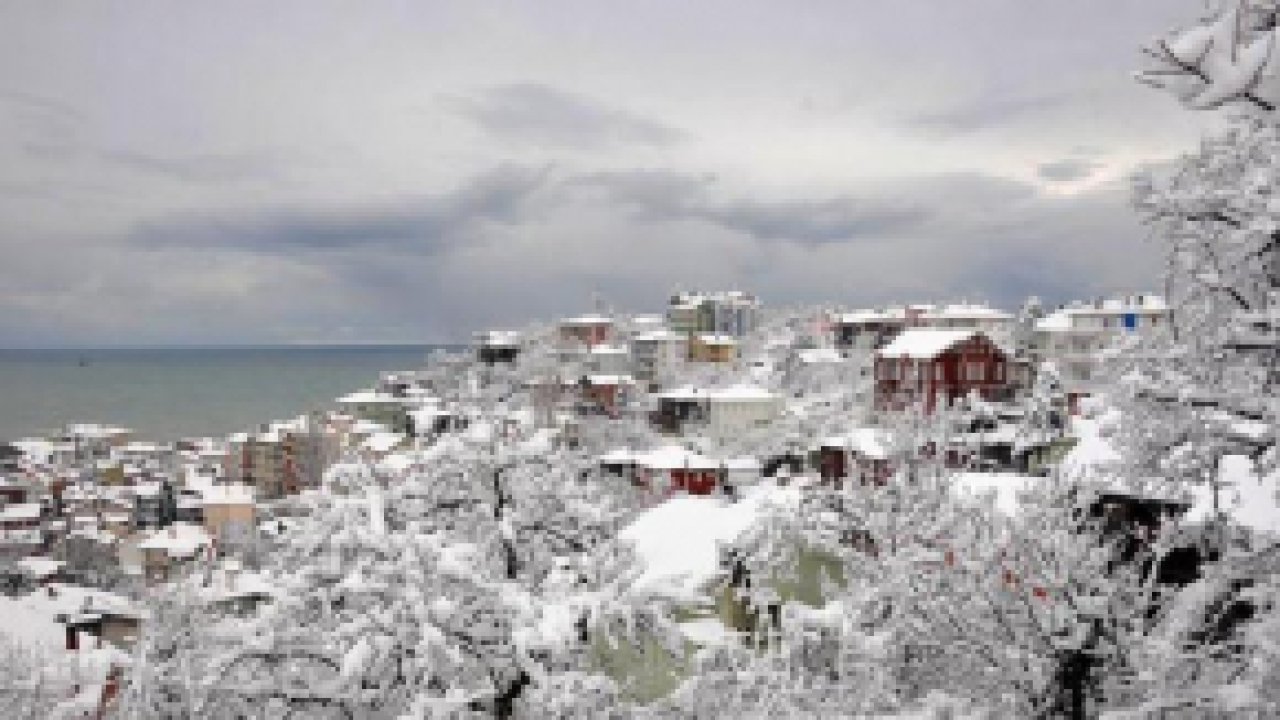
[1140,0,1280,115]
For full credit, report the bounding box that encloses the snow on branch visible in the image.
[1139,1,1280,114]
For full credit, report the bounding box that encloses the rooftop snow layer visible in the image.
[877,329,979,359]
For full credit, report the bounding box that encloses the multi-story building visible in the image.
[226,414,339,501]
[631,329,687,384]
[666,291,760,338]
[1031,294,1171,411]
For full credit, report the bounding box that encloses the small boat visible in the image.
[77,357,89,367]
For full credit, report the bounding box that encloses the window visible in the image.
[964,361,984,382]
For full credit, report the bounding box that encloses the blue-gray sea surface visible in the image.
[0,346,443,442]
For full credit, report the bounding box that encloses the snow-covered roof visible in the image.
[1035,296,1170,332]
[877,329,981,359]
[586,374,635,386]
[796,347,844,364]
[695,334,738,346]
[362,433,405,454]
[16,557,65,579]
[656,385,779,403]
[820,428,891,459]
[589,344,628,355]
[137,523,211,557]
[637,446,721,470]
[201,483,254,506]
[634,328,684,343]
[336,389,406,405]
[476,330,521,347]
[65,424,132,440]
[599,448,639,465]
[560,314,614,326]
[0,503,42,521]
[921,304,1014,321]
[835,308,907,325]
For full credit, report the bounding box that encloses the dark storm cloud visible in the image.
[129,165,549,253]
[448,83,685,147]
[572,169,929,246]
[1037,158,1103,183]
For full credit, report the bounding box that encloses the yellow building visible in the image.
[689,334,738,363]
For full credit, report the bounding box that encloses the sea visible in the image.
[0,346,448,443]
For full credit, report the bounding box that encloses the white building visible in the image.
[1032,294,1171,408]
[654,386,783,438]
[631,328,688,384]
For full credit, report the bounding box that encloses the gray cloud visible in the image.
[573,169,929,246]
[0,89,85,125]
[447,83,685,148]
[0,0,1212,346]
[1037,158,1103,182]
[128,165,550,253]
[98,150,277,184]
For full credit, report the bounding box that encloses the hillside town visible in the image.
[4,287,1247,717]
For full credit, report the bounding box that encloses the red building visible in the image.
[817,429,894,487]
[580,375,635,415]
[874,330,1014,413]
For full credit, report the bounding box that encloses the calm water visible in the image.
[0,346,445,442]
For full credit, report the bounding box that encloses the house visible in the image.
[580,375,636,415]
[653,386,783,437]
[817,429,893,487]
[0,442,22,472]
[200,484,255,556]
[0,503,46,559]
[601,446,726,496]
[558,314,614,348]
[60,424,133,464]
[130,479,176,530]
[336,390,418,435]
[874,329,1014,413]
[832,308,911,351]
[586,344,631,375]
[0,474,35,504]
[689,334,738,363]
[54,587,143,652]
[136,523,212,585]
[917,303,1015,336]
[1031,294,1170,413]
[475,330,521,365]
[409,406,469,438]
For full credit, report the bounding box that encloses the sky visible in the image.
[0,0,1220,346]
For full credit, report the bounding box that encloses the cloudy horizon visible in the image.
[2,1,1217,347]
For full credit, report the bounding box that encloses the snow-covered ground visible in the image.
[619,482,801,603]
